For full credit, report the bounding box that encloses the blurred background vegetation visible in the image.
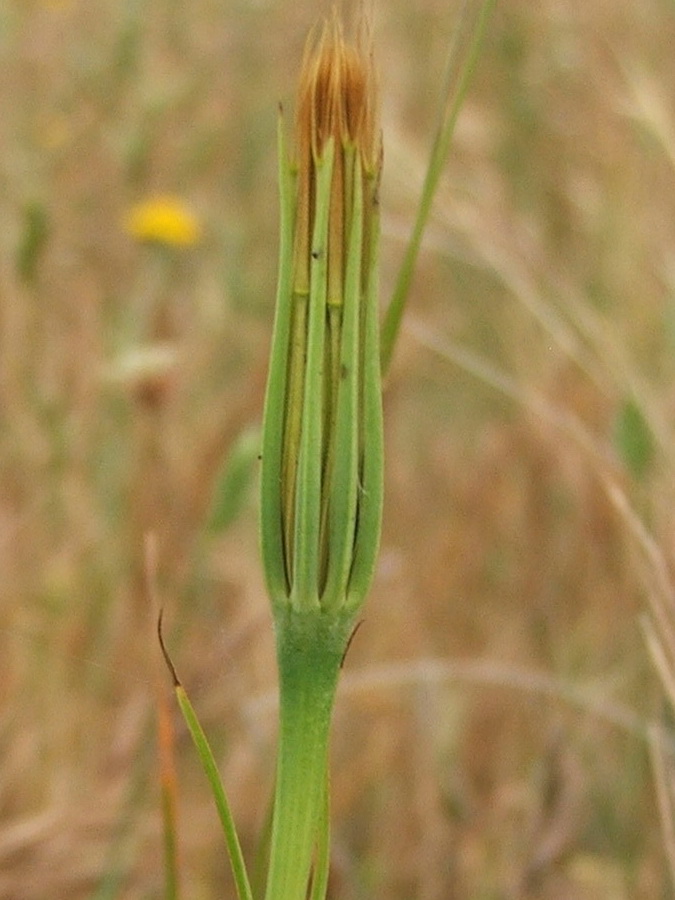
[2,0,675,897]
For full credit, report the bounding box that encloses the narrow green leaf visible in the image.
[158,612,252,900]
[174,686,254,900]
[380,0,497,374]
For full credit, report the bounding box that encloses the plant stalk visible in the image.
[264,609,351,900]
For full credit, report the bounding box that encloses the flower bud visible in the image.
[261,20,383,614]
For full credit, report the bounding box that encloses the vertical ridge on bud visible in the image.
[259,113,296,603]
[261,17,383,614]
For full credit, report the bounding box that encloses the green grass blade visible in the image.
[174,685,254,900]
[158,613,253,900]
[380,0,497,375]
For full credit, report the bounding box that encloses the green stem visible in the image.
[264,609,351,900]
[308,774,331,900]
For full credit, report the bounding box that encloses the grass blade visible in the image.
[380,0,497,375]
[158,614,253,900]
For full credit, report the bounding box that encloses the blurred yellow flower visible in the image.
[125,196,201,247]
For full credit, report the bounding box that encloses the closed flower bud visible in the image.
[261,20,383,615]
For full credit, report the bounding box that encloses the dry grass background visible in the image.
[2,0,675,897]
